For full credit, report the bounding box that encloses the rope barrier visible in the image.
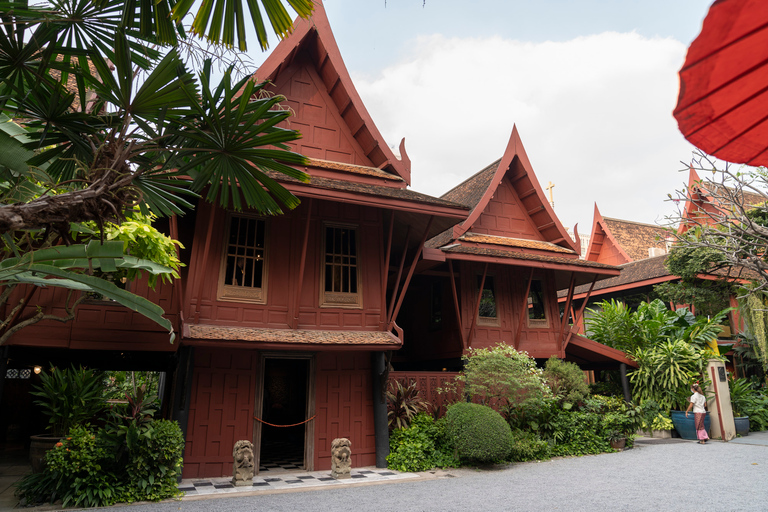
[253,415,316,428]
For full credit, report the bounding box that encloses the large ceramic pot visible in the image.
[734,416,750,436]
[29,434,61,473]
[670,410,711,440]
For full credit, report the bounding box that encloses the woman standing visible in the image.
[685,382,709,444]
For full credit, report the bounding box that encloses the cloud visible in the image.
[353,32,695,228]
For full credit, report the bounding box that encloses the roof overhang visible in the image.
[565,334,637,369]
[182,323,401,352]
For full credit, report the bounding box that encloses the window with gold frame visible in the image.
[218,214,268,303]
[321,224,361,308]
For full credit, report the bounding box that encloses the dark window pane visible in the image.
[478,275,496,318]
[528,280,547,320]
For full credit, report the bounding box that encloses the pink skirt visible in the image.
[694,412,709,441]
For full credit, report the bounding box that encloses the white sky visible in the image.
[249,0,715,230]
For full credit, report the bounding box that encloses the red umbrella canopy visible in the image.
[674,0,768,166]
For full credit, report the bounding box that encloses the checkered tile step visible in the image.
[178,468,415,497]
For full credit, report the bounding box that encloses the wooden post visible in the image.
[465,262,488,349]
[448,260,464,347]
[387,226,411,322]
[558,273,576,344]
[389,217,433,326]
[515,269,535,348]
[193,205,217,323]
[291,198,313,329]
[564,275,597,349]
[380,211,395,328]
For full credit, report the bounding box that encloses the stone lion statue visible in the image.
[232,440,255,486]
[331,437,351,479]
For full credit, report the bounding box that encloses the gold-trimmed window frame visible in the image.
[320,222,362,309]
[217,213,269,304]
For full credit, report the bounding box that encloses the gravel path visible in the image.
[114,438,768,512]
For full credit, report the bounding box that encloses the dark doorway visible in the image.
[258,358,309,472]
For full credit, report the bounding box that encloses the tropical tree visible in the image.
[585,298,728,353]
[0,0,315,340]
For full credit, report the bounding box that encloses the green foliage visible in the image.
[653,280,731,319]
[31,365,107,437]
[658,236,732,318]
[445,402,513,464]
[586,299,728,353]
[628,340,708,413]
[387,414,458,472]
[119,420,185,502]
[508,429,550,462]
[20,425,124,508]
[546,410,621,457]
[737,289,768,372]
[457,343,550,410]
[17,384,185,507]
[103,371,160,401]
[387,380,430,431]
[728,377,768,431]
[84,211,184,288]
[542,357,589,407]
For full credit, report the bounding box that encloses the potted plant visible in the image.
[29,365,106,472]
[729,377,752,436]
[607,430,626,450]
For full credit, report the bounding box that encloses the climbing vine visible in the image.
[739,291,768,371]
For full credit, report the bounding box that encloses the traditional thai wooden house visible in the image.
[0,1,468,476]
[392,127,634,373]
[166,3,469,478]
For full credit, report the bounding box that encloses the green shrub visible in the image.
[457,344,550,410]
[547,410,611,457]
[629,339,707,413]
[387,414,457,472]
[508,429,549,462]
[31,365,106,437]
[445,402,512,464]
[22,425,125,508]
[15,384,185,508]
[543,357,589,407]
[121,419,185,502]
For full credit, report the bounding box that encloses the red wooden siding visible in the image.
[183,348,258,478]
[3,277,179,351]
[314,352,375,470]
[472,177,543,240]
[269,57,373,167]
[185,200,385,332]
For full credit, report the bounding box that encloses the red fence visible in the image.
[388,371,462,417]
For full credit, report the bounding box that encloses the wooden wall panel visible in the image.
[187,200,385,332]
[183,348,258,479]
[314,352,375,470]
[472,178,543,240]
[268,57,372,167]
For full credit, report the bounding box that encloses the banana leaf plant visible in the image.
[0,240,176,345]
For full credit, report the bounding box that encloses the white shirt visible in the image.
[690,392,706,413]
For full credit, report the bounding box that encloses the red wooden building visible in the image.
[392,127,634,372]
[1,1,639,477]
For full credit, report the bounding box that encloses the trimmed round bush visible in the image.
[445,402,513,463]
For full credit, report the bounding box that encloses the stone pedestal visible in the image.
[232,440,255,486]
[330,438,351,479]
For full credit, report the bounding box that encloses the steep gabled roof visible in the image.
[679,166,765,235]
[253,0,411,184]
[585,205,669,264]
[429,126,577,253]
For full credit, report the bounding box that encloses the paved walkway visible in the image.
[2,432,768,510]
